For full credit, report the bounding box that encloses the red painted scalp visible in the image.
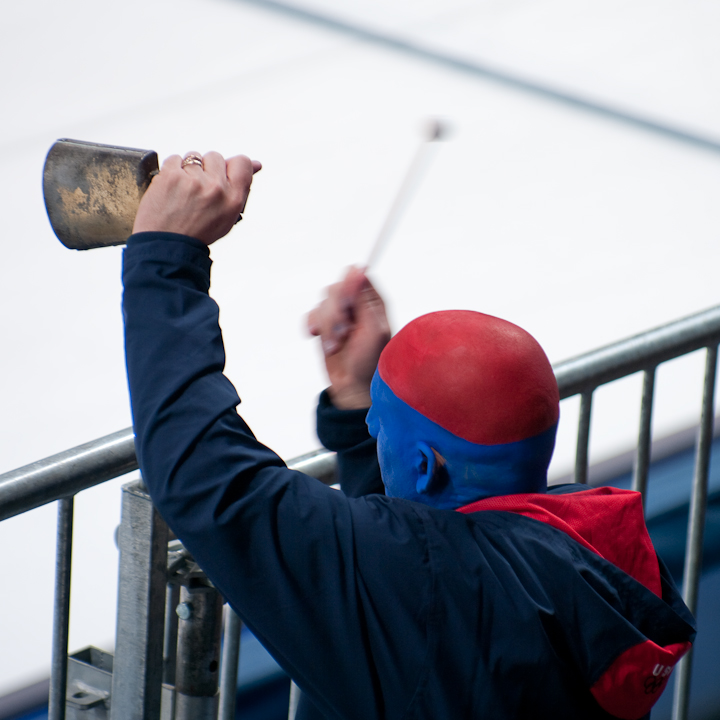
[378,310,559,445]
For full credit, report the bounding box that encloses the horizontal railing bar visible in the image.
[555,304,720,399]
[0,428,138,522]
[0,431,337,522]
[288,448,337,485]
[4,302,720,522]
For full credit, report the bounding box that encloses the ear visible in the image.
[415,441,439,495]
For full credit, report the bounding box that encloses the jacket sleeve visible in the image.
[316,390,384,498]
[122,232,429,720]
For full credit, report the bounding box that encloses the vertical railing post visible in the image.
[218,606,242,720]
[671,344,717,720]
[163,582,181,686]
[48,496,74,720]
[288,682,302,720]
[574,390,593,484]
[174,581,224,720]
[632,367,656,510]
[110,480,168,720]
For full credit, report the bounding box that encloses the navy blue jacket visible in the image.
[123,232,695,720]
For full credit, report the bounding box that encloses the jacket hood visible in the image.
[458,486,696,720]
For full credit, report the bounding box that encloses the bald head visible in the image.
[378,310,559,445]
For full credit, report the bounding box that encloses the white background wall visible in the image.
[2,0,720,695]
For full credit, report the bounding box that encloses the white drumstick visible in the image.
[365,120,445,269]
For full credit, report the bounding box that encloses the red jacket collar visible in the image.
[457,486,661,597]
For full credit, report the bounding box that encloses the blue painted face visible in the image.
[366,371,557,509]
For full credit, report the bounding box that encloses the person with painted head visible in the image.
[123,150,695,720]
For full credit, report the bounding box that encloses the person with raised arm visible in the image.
[123,149,695,720]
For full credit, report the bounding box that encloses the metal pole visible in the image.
[672,344,717,720]
[174,583,224,720]
[288,682,302,720]
[218,606,242,720]
[0,428,137,522]
[631,367,656,510]
[163,583,181,686]
[574,390,593,484]
[682,345,717,614]
[111,481,169,720]
[0,432,337,523]
[554,304,720,399]
[288,449,337,485]
[48,497,74,720]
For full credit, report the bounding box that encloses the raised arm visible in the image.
[123,151,429,719]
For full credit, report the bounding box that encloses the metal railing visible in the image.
[0,438,335,720]
[553,303,720,720]
[2,303,719,720]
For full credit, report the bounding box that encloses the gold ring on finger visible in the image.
[181,154,204,169]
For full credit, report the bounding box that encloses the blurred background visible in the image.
[2,0,720,716]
